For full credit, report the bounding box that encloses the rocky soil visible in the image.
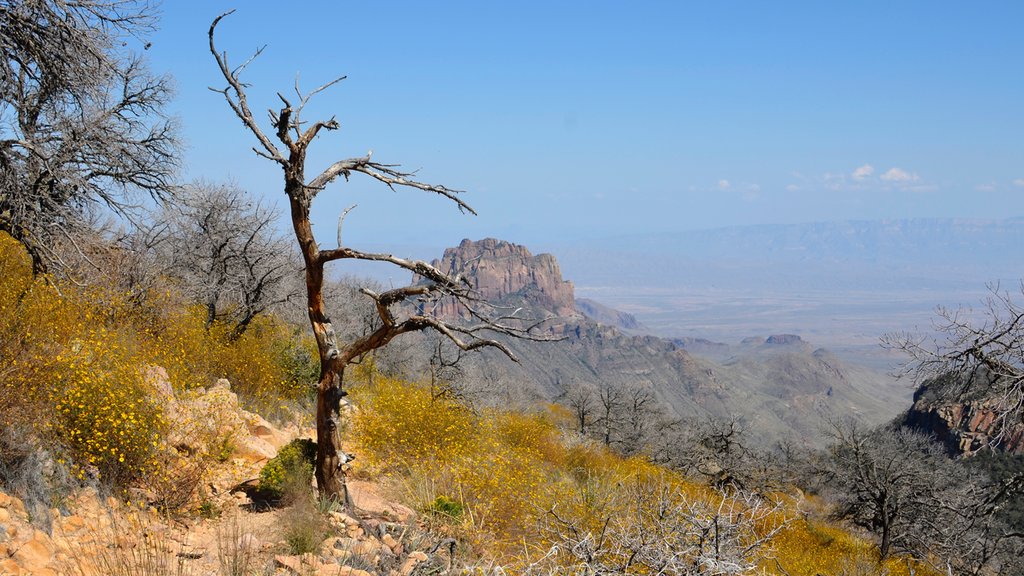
[0,379,443,576]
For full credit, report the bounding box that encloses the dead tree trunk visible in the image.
[209,12,550,505]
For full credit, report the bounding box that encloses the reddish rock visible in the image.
[425,238,578,320]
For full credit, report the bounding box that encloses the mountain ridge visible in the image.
[426,238,910,446]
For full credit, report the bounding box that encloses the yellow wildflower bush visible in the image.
[54,345,165,486]
[0,233,312,501]
[0,234,165,486]
[148,304,316,417]
[352,375,476,468]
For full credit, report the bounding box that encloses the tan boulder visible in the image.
[322,566,374,576]
[275,553,321,574]
[348,481,416,523]
[381,532,402,555]
[11,529,56,573]
[399,550,429,576]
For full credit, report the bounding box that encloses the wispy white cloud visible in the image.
[880,167,919,183]
[717,179,730,190]
[1014,179,1024,187]
[851,164,874,180]
[785,184,800,192]
[975,183,997,192]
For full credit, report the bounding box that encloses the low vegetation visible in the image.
[0,232,316,514]
[3,226,1021,574]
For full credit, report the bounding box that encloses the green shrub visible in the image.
[428,495,465,520]
[257,438,317,501]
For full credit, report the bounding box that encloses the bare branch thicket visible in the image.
[146,181,299,340]
[812,419,1024,573]
[883,282,1024,448]
[565,382,598,436]
[0,0,177,274]
[428,335,466,401]
[532,476,788,575]
[652,416,781,493]
[208,11,556,504]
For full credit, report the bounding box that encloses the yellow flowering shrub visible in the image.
[55,346,165,485]
[0,232,313,501]
[0,234,164,486]
[348,368,946,572]
[352,375,476,467]
[148,305,316,417]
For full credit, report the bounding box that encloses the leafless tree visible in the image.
[654,416,777,492]
[0,0,177,274]
[618,384,662,456]
[150,181,297,340]
[883,282,1024,448]
[565,382,598,436]
[596,383,625,447]
[812,419,1022,569]
[428,336,466,401]
[209,11,549,505]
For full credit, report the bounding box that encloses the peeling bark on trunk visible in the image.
[315,369,350,506]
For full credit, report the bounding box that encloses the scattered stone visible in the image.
[399,550,429,576]
[274,553,322,574]
[381,532,402,555]
[238,532,260,553]
[325,566,374,576]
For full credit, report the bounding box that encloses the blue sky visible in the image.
[147,1,1024,251]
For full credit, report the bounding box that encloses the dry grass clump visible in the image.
[65,508,196,576]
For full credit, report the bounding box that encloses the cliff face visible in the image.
[903,382,1024,455]
[429,238,578,319]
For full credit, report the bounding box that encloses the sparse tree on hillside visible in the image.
[151,181,296,340]
[0,0,177,273]
[428,336,466,401]
[565,382,597,435]
[596,382,625,447]
[883,282,1024,448]
[815,420,1003,565]
[209,11,547,505]
[618,384,661,455]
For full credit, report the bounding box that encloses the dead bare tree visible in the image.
[812,419,1013,567]
[0,0,177,273]
[209,11,547,505]
[883,282,1024,448]
[150,181,297,340]
[595,382,625,447]
[565,382,598,436]
[428,336,466,401]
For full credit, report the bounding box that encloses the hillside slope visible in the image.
[426,238,909,445]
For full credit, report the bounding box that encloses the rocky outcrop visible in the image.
[765,334,803,345]
[902,378,1024,455]
[428,238,578,319]
[575,298,646,332]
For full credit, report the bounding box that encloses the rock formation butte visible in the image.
[429,238,577,320]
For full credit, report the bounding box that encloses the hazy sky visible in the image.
[148,1,1024,250]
